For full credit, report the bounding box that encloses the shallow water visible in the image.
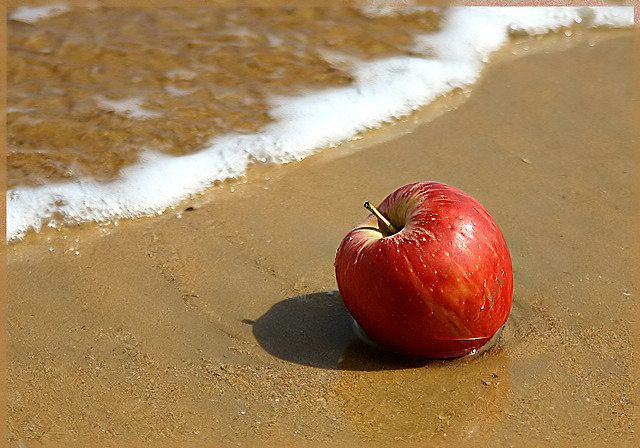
[7,6,441,188]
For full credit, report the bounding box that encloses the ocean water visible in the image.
[6,5,634,242]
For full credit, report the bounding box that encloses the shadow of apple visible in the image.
[249,291,432,371]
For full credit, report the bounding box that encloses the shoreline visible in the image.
[6,10,634,243]
[7,28,637,446]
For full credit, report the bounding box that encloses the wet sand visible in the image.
[6,29,638,446]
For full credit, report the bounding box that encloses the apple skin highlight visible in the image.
[335,181,513,358]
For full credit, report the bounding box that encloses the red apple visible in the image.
[335,181,513,358]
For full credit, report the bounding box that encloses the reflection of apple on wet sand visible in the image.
[328,181,513,441]
[337,344,512,442]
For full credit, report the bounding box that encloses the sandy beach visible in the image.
[6,28,637,447]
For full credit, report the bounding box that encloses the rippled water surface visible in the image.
[8,6,441,188]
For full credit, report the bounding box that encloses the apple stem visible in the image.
[364,202,398,235]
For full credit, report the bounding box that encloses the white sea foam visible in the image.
[6,7,634,241]
[9,5,71,24]
[95,96,164,120]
